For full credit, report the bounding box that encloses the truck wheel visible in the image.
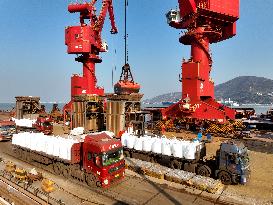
[170,160,182,170]
[218,171,232,185]
[96,180,102,188]
[196,165,211,177]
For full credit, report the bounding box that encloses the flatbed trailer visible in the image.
[123,144,207,173]
[122,139,250,185]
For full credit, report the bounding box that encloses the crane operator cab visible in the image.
[216,141,250,185]
[166,9,181,24]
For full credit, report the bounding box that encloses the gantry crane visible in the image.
[63,0,118,129]
[163,0,239,125]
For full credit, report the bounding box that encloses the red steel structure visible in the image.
[63,0,118,116]
[163,0,239,123]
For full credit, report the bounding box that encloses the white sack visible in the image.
[184,142,196,160]
[171,141,183,158]
[161,141,172,156]
[126,135,136,149]
[142,136,155,152]
[152,138,162,154]
[134,137,143,151]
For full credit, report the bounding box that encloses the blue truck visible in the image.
[124,140,250,185]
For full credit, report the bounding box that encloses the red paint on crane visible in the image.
[164,0,240,122]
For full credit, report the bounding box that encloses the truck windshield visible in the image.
[102,148,123,167]
[43,122,52,127]
[239,153,249,167]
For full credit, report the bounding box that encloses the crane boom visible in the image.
[93,0,118,34]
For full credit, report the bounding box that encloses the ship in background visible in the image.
[218,98,240,107]
[161,99,180,106]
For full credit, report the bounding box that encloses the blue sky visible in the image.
[0,0,273,103]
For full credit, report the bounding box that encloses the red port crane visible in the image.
[63,0,118,120]
[163,0,239,123]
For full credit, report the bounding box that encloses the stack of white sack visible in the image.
[12,132,81,161]
[70,127,85,136]
[12,118,36,128]
[120,133,203,160]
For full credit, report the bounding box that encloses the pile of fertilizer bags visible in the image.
[12,129,116,161]
[121,133,203,160]
[12,118,36,128]
[12,132,81,161]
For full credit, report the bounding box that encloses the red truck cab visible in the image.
[34,117,53,135]
[82,132,125,188]
[0,121,16,141]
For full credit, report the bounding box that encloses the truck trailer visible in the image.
[122,134,250,185]
[14,117,53,135]
[12,132,125,188]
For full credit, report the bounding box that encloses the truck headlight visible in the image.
[103,179,109,185]
[241,176,247,184]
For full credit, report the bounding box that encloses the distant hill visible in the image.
[143,76,273,104]
[215,76,273,104]
[143,92,181,104]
